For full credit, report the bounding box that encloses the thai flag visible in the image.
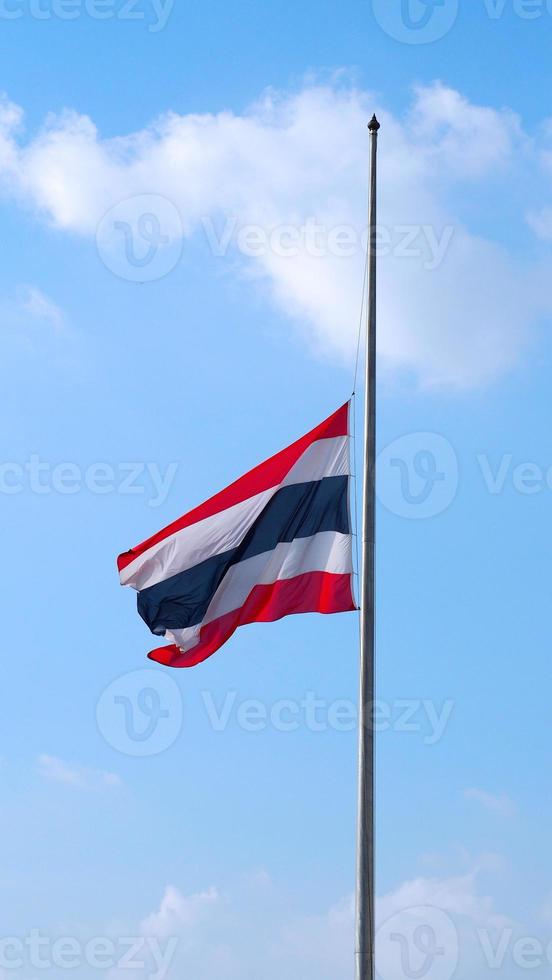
[117,403,356,668]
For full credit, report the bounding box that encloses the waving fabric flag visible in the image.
[117,403,356,668]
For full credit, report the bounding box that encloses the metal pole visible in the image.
[356,113,379,980]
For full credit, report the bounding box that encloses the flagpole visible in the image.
[356,113,379,980]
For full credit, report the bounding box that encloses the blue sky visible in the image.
[1,2,552,978]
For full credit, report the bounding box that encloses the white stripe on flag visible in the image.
[165,530,352,654]
[119,487,273,591]
[281,435,349,486]
[165,624,201,653]
[120,435,350,592]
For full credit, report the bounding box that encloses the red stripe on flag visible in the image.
[117,402,349,573]
[147,570,356,668]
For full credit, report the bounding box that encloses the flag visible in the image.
[117,402,356,668]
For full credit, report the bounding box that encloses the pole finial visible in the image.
[368,114,380,133]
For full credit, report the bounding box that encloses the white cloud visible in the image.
[0,285,66,355]
[102,862,519,980]
[276,893,355,977]
[541,892,552,923]
[0,81,550,387]
[20,285,64,331]
[37,754,120,790]
[464,787,517,817]
[0,93,22,174]
[141,884,219,940]
[410,82,524,177]
[527,206,552,241]
[377,870,510,932]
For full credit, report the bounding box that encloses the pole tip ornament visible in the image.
[368,114,380,132]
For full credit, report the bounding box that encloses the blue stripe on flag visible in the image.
[137,475,350,634]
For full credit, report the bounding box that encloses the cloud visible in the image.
[410,82,524,177]
[377,870,511,932]
[37,754,121,790]
[102,862,518,980]
[141,884,219,940]
[19,285,64,331]
[0,93,22,174]
[0,81,550,387]
[0,285,66,355]
[541,892,552,923]
[464,787,517,817]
